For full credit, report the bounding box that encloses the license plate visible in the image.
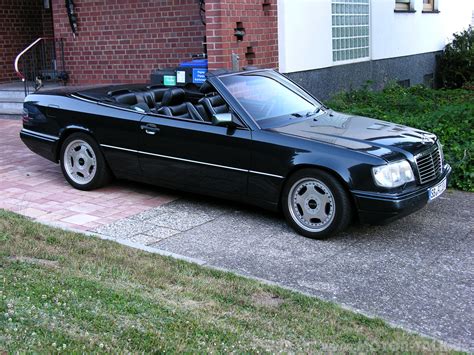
[428,177,447,202]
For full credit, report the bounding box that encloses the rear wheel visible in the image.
[282,169,352,239]
[60,133,111,190]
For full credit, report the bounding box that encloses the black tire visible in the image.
[60,132,112,191]
[281,168,352,239]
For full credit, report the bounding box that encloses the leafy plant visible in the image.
[327,84,474,191]
[436,26,474,89]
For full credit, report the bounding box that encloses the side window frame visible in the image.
[208,77,257,130]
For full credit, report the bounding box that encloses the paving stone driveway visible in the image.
[0,119,176,230]
[1,118,473,350]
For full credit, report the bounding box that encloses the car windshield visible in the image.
[219,72,321,123]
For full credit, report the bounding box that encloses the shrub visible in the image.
[327,84,474,191]
[436,26,474,89]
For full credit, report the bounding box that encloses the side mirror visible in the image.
[212,113,238,127]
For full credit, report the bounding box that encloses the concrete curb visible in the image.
[39,219,208,266]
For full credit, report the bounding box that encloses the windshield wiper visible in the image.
[290,112,303,118]
[290,107,322,119]
[305,107,322,117]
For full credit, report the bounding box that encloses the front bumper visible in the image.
[353,164,452,225]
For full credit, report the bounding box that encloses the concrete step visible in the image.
[0,96,25,103]
[0,91,26,101]
[0,81,65,115]
[0,87,25,114]
[0,101,23,115]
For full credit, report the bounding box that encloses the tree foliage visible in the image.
[436,26,474,89]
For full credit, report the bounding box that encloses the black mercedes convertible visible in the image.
[20,69,450,238]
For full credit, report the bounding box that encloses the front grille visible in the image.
[415,143,443,185]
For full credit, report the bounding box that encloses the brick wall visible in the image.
[0,0,278,85]
[0,0,53,82]
[50,0,206,85]
[205,0,278,71]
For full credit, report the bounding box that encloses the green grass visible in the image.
[0,209,458,352]
[326,84,474,192]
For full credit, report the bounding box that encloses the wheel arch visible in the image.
[55,126,95,162]
[278,164,357,216]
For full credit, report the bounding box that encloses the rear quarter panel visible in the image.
[23,93,144,176]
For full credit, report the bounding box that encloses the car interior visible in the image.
[105,81,230,123]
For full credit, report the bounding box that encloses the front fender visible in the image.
[248,130,385,209]
[288,148,380,191]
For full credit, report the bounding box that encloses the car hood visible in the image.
[267,111,437,161]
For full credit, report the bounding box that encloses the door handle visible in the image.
[140,124,160,135]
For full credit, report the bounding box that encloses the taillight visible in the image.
[22,107,31,124]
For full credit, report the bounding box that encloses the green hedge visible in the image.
[436,25,474,89]
[326,84,474,191]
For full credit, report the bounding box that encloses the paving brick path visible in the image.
[0,119,177,230]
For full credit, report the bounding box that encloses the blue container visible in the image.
[176,59,208,85]
[179,59,208,68]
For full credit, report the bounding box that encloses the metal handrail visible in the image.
[14,37,54,81]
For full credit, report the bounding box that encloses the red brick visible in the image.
[49,0,206,85]
[205,0,278,71]
[1,0,278,84]
[0,0,53,82]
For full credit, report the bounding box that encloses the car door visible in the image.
[138,114,252,199]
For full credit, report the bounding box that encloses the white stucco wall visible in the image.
[278,0,474,73]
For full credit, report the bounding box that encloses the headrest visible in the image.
[149,87,168,101]
[161,88,186,106]
[142,92,155,107]
[207,95,226,107]
[114,92,138,105]
[199,81,215,94]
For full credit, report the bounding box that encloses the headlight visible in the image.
[437,140,444,166]
[372,160,415,188]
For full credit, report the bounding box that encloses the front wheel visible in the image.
[282,169,352,239]
[60,133,111,190]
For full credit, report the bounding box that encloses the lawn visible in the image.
[0,210,457,353]
[326,85,474,192]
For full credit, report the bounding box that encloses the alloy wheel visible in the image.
[63,139,97,185]
[288,177,336,232]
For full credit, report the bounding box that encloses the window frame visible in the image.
[395,0,409,11]
[394,0,415,13]
[331,0,371,65]
[422,0,439,13]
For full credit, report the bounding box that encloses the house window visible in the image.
[397,79,410,88]
[395,0,410,11]
[423,0,435,11]
[331,0,370,62]
[423,73,434,88]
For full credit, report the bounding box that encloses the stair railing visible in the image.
[14,37,68,96]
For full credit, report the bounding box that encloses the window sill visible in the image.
[394,9,416,13]
[422,10,440,13]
